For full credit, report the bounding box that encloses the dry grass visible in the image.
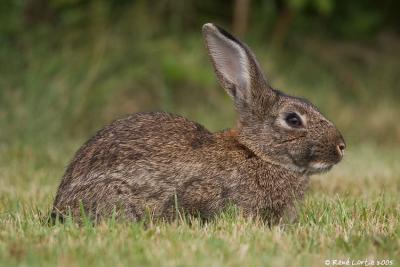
[0,143,398,267]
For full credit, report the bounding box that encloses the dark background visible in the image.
[1,0,399,149]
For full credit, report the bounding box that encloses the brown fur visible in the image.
[52,24,345,224]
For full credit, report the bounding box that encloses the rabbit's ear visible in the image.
[202,23,274,107]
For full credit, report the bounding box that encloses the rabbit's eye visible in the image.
[285,113,303,128]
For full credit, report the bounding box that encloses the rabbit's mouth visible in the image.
[306,161,334,174]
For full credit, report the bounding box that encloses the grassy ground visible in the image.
[1,26,400,266]
[0,143,399,266]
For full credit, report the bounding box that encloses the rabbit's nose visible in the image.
[336,142,346,158]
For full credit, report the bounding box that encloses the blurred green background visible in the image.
[1,0,400,150]
[1,3,399,265]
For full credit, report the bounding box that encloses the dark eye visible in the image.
[285,113,303,128]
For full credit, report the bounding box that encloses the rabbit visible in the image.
[51,23,345,224]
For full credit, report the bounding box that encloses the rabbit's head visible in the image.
[203,23,345,174]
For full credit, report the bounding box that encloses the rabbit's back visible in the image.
[53,112,230,220]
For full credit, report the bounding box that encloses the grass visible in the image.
[0,142,399,267]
